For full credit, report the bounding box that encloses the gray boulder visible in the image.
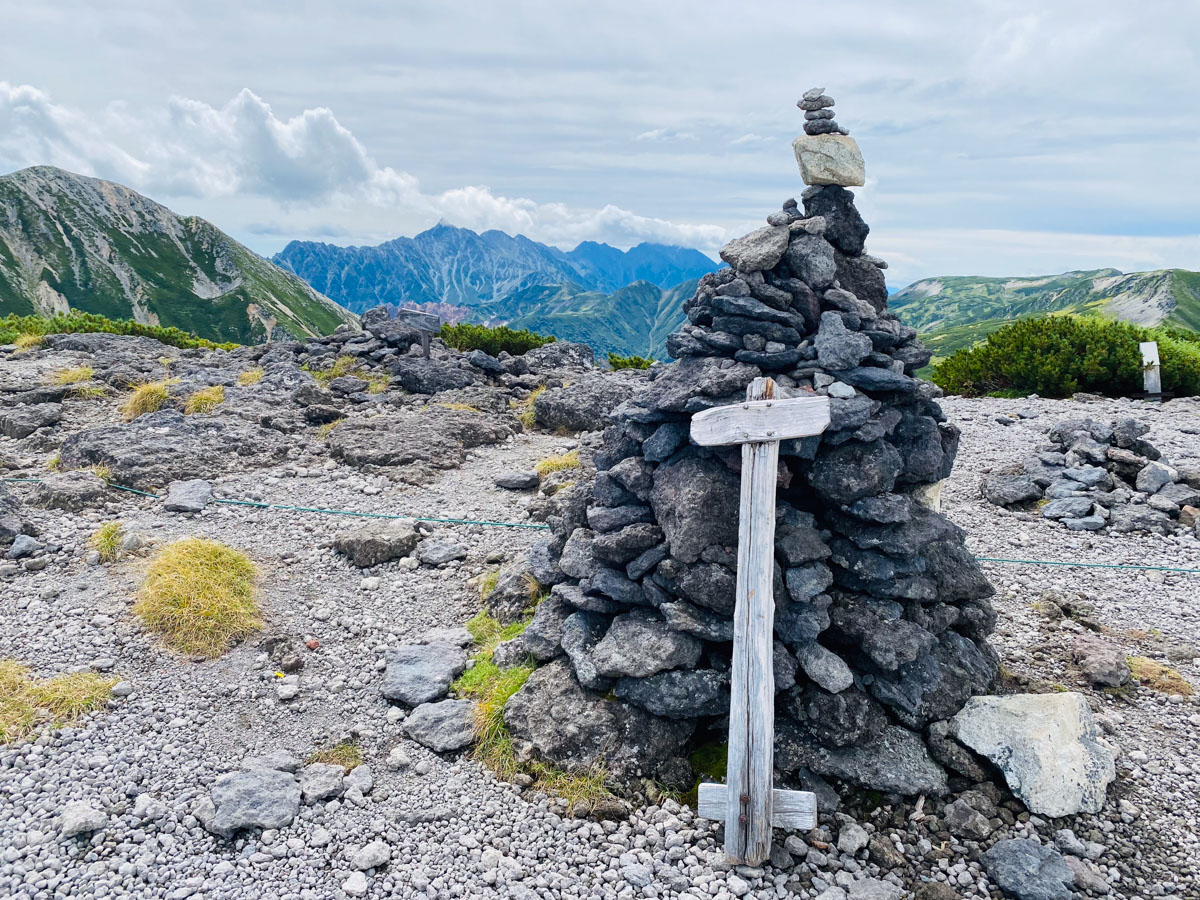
[163,479,214,513]
[387,358,481,394]
[982,474,1042,506]
[495,471,539,490]
[1040,497,1093,519]
[808,440,901,505]
[952,693,1115,816]
[775,720,948,795]
[814,311,872,370]
[719,225,790,272]
[59,801,107,838]
[334,520,419,568]
[381,643,468,705]
[6,534,40,560]
[0,403,62,439]
[521,592,573,661]
[784,233,837,289]
[403,699,476,752]
[298,763,345,803]
[795,642,854,693]
[504,660,693,786]
[29,471,108,511]
[943,798,994,841]
[982,839,1075,900]
[523,341,595,371]
[1071,637,1130,687]
[1135,461,1175,494]
[534,376,635,433]
[591,615,703,678]
[417,538,468,566]
[649,457,740,563]
[1107,504,1173,535]
[206,769,301,837]
[613,669,729,718]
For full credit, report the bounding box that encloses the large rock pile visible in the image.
[496,94,1001,797]
[982,417,1200,535]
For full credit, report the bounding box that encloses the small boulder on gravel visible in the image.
[29,471,108,511]
[380,643,468,705]
[351,839,391,870]
[58,801,107,838]
[417,538,468,566]
[205,769,301,837]
[403,699,476,752]
[334,520,419,567]
[298,763,345,803]
[495,471,539,490]
[982,838,1075,900]
[163,479,214,513]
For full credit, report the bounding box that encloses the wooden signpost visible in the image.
[1140,341,1162,398]
[689,377,830,865]
[393,309,441,359]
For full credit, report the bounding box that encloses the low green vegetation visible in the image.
[316,418,344,439]
[0,659,117,744]
[1,312,238,351]
[134,538,260,658]
[932,316,1200,398]
[439,322,556,357]
[513,385,545,429]
[305,740,364,770]
[119,379,176,421]
[607,352,653,370]
[48,365,94,385]
[237,367,265,386]
[184,385,225,414]
[1128,656,1194,696]
[88,521,124,562]
[535,450,581,477]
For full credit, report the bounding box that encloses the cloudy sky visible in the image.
[2,0,1198,286]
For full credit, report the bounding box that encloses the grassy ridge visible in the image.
[1,311,239,351]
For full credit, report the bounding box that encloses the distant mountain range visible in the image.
[890,268,1200,361]
[272,226,719,314]
[0,167,357,343]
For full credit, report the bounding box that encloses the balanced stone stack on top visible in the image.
[497,94,1000,799]
[793,88,865,188]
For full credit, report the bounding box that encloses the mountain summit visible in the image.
[0,167,358,343]
[273,225,719,314]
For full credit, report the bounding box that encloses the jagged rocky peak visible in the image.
[495,102,1003,799]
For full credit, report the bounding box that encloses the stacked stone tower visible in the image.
[501,92,999,797]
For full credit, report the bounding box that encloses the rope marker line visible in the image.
[975,556,1200,575]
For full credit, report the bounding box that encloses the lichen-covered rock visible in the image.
[504,660,693,786]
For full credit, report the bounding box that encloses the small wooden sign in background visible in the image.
[393,309,441,359]
[690,377,830,865]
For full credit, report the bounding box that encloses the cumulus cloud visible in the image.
[635,128,696,143]
[0,82,725,251]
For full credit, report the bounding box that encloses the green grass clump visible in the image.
[439,322,556,357]
[68,384,106,399]
[119,379,176,422]
[88,521,124,563]
[464,610,529,652]
[478,569,501,599]
[366,373,390,395]
[535,450,581,477]
[310,355,361,387]
[237,367,265,386]
[134,538,260,658]
[1128,656,1194,696]
[0,659,117,745]
[305,740,363,770]
[184,385,225,414]
[513,386,545,429]
[932,315,1200,398]
[607,352,653,370]
[49,365,94,385]
[0,312,237,351]
[45,452,61,471]
[434,402,482,413]
[316,418,344,439]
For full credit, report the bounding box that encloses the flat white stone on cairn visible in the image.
[793,88,866,187]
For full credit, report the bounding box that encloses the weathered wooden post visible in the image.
[1140,341,1162,398]
[393,309,441,360]
[690,377,830,865]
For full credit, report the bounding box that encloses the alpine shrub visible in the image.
[438,322,555,357]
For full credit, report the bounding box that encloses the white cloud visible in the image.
[635,128,696,143]
[0,82,725,252]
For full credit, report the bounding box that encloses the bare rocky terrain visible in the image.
[1,330,1198,900]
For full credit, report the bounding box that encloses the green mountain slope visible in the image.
[890,268,1200,362]
[487,278,696,359]
[0,166,358,343]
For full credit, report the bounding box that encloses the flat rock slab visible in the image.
[776,721,948,796]
[334,520,419,568]
[793,134,865,187]
[952,692,1115,816]
[381,643,468,705]
[29,471,108,511]
[403,699,476,752]
[163,479,214,513]
[417,538,468,566]
[298,763,345,804]
[495,471,539,490]
[206,769,300,837]
[0,403,62,439]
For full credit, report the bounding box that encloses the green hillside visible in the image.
[891,267,1200,364]
[488,278,696,359]
[0,166,358,344]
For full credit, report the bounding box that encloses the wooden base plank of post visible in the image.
[689,377,830,865]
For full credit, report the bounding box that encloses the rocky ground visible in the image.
[1,333,1198,900]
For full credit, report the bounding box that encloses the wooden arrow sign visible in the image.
[690,379,830,864]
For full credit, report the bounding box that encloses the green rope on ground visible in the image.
[975,556,1200,575]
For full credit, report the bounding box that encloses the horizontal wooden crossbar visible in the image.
[696,783,817,830]
[690,395,830,447]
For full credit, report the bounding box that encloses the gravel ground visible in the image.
[2,369,1199,900]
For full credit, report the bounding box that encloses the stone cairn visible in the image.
[499,92,1000,798]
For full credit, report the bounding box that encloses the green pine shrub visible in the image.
[931,316,1200,398]
[438,322,556,357]
[607,352,653,370]
[0,312,238,351]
